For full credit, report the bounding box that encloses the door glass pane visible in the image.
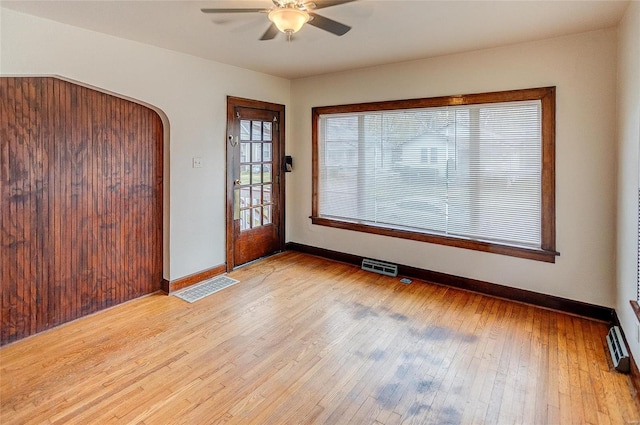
[263,205,272,225]
[263,122,272,141]
[240,165,251,185]
[240,120,250,141]
[240,209,250,231]
[252,121,262,141]
[251,186,261,206]
[236,114,278,234]
[263,143,272,161]
[252,207,262,227]
[263,184,272,204]
[240,143,250,163]
[240,187,250,208]
[263,164,272,183]
[252,165,262,184]
[252,143,262,162]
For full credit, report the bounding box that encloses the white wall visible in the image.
[0,8,291,280]
[616,2,640,362]
[290,29,618,307]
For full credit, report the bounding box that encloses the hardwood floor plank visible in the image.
[1,252,638,424]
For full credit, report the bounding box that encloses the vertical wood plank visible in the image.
[16,78,27,341]
[53,77,63,328]
[70,81,78,321]
[26,78,38,337]
[35,78,46,334]
[0,78,10,343]
[85,85,94,315]
[3,78,18,343]
[3,78,17,342]
[62,79,72,325]
[95,89,104,309]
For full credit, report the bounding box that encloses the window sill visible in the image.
[310,216,559,263]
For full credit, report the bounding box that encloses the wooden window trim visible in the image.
[311,87,558,263]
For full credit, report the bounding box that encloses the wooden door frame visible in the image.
[225,96,286,271]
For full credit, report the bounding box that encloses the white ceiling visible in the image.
[1,0,630,79]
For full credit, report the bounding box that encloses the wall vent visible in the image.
[606,326,630,373]
[361,258,398,277]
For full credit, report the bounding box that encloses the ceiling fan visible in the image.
[201,0,356,41]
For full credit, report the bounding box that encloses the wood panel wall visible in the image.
[0,77,163,345]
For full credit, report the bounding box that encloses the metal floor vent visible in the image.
[606,326,630,373]
[361,258,398,277]
[173,275,240,303]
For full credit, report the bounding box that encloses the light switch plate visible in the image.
[192,157,203,168]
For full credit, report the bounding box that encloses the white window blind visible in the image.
[317,100,543,249]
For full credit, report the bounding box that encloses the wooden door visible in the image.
[226,97,285,269]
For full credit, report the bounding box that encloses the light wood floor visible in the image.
[1,251,639,424]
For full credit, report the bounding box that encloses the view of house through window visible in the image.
[312,87,557,262]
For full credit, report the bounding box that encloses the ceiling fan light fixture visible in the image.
[268,7,309,34]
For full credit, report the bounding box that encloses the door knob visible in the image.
[234,179,241,186]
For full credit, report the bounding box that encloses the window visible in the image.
[311,87,558,262]
[420,147,429,163]
[430,147,438,164]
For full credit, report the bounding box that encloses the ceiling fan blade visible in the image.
[305,0,357,10]
[260,23,280,40]
[307,13,351,36]
[201,8,268,13]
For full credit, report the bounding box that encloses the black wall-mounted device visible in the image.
[284,156,293,172]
